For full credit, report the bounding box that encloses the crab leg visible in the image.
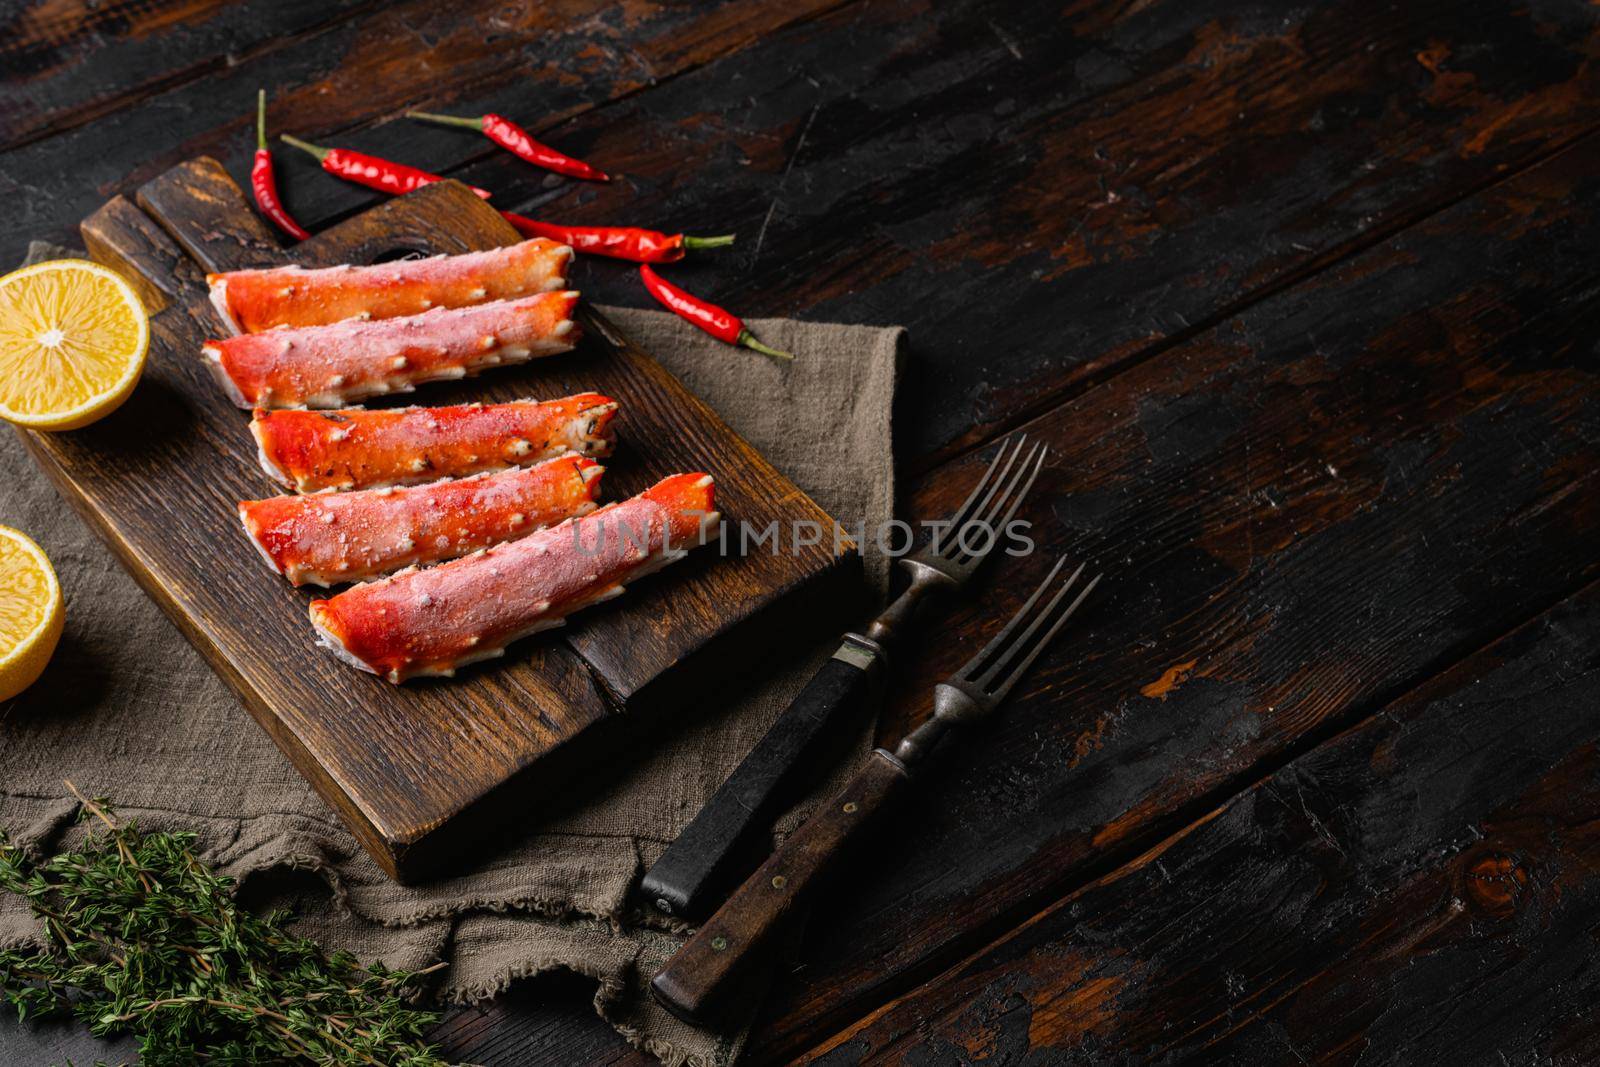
[205,291,580,409]
[252,393,616,493]
[239,455,603,587]
[310,473,718,682]
[207,238,573,334]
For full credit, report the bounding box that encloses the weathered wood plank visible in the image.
[396,0,1600,1048]
[0,0,378,150]
[0,0,849,267]
[77,194,188,313]
[14,0,1599,463]
[448,0,1600,463]
[809,580,1600,1063]
[137,156,285,273]
[430,975,654,1066]
[9,0,1600,1058]
[739,124,1600,1060]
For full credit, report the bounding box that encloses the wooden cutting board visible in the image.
[19,157,858,881]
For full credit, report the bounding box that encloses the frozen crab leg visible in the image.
[310,473,718,682]
[207,238,573,334]
[252,393,616,493]
[205,291,580,408]
[239,455,603,587]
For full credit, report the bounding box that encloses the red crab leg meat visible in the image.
[239,455,603,586]
[204,291,580,408]
[251,393,616,493]
[206,238,572,334]
[309,473,718,682]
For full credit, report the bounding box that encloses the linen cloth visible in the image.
[0,242,902,1066]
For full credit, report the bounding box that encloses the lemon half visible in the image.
[0,525,63,702]
[0,259,148,431]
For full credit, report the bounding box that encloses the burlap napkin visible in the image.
[0,243,902,1066]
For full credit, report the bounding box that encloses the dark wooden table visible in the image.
[4,1,1600,1063]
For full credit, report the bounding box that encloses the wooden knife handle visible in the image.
[641,636,884,920]
[650,748,911,1024]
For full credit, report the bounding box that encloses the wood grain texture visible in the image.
[812,581,1600,1063]
[0,0,848,267]
[21,158,853,882]
[430,974,655,1067]
[0,0,379,150]
[9,0,1599,462]
[8,1,1600,1061]
[76,194,186,314]
[446,0,1600,463]
[743,125,1600,1062]
[137,156,286,272]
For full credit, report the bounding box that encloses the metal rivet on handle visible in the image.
[771,875,787,889]
[711,936,728,951]
[842,802,859,813]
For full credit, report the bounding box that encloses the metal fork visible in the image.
[864,435,1049,646]
[650,558,1101,1024]
[641,437,1050,921]
[892,557,1099,764]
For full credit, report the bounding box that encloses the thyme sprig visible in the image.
[0,783,455,1065]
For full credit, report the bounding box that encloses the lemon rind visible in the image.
[0,525,62,675]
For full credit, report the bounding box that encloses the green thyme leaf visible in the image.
[0,783,458,1065]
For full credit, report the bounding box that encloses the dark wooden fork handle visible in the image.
[650,748,911,1024]
[641,635,885,920]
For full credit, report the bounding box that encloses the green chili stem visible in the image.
[738,330,793,362]
[683,233,737,251]
[406,110,485,132]
[279,134,330,163]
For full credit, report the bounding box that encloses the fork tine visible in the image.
[975,440,1045,530]
[944,437,1026,553]
[970,561,1082,687]
[947,436,1022,531]
[982,571,1101,701]
[960,557,1071,679]
[996,444,1047,530]
[957,441,1047,561]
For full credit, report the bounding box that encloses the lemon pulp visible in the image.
[0,259,148,431]
[0,525,63,702]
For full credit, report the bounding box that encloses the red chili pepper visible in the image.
[279,134,493,200]
[500,212,734,263]
[408,110,608,182]
[250,91,309,241]
[638,264,791,362]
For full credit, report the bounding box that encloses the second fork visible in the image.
[641,437,1049,920]
[650,557,1101,1023]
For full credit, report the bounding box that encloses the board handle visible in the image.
[649,747,910,1024]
